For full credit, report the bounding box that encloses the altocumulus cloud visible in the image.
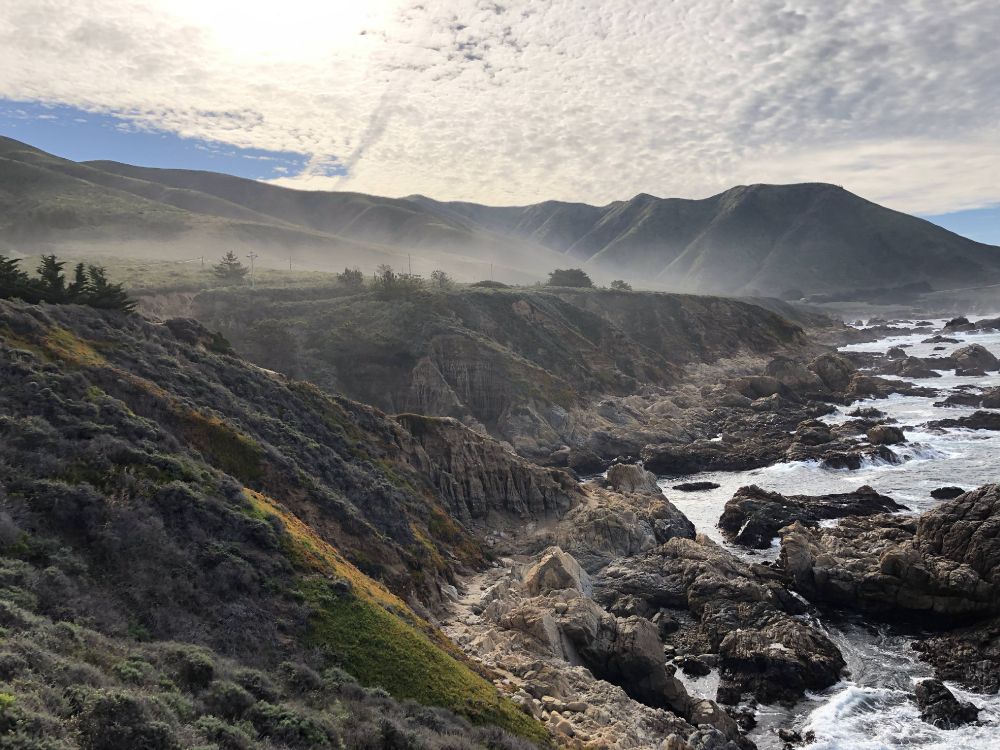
[1,0,998,214]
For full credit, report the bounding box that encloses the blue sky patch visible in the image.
[922,206,1000,246]
[0,99,313,181]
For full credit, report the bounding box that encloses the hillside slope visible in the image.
[0,298,581,745]
[0,136,565,283]
[190,285,812,460]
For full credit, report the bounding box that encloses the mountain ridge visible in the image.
[2,135,997,296]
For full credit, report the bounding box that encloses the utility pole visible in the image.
[408,254,412,275]
[246,251,258,289]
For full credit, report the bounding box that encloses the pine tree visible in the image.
[67,262,89,301]
[0,255,34,301]
[83,265,136,312]
[36,255,67,302]
[213,251,249,283]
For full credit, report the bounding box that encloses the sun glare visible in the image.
[164,0,394,60]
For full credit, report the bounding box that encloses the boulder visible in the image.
[672,481,721,492]
[568,447,606,475]
[557,485,695,570]
[719,485,906,549]
[943,316,974,331]
[793,419,834,446]
[887,346,907,359]
[808,353,857,392]
[931,487,966,500]
[883,356,942,379]
[927,410,1000,431]
[913,679,979,729]
[951,344,1000,371]
[818,444,899,470]
[607,463,662,495]
[955,367,987,377]
[598,535,846,705]
[975,316,1000,330]
[922,335,961,344]
[524,547,592,596]
[867,424,906,445]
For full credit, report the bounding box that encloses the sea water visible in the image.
[659,319,1000,748]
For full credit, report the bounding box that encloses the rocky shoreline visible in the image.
[437,315,1000,748]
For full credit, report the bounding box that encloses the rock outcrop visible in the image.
[396,412,584,523]
[780,484,1000,619]
[718,485,906,549]
[913,679,980,729]
[443,548,755,748]
[597,535,845,705]
[951,343,1000,372]
[554,469,696,570]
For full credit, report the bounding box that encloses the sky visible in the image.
[0,0,998,243]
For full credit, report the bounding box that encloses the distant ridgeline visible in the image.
[0,254,135,312]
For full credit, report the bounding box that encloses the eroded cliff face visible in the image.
[192,286,821,462]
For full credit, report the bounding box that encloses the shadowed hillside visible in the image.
[190,285,814,460]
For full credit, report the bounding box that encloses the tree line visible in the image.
[0,254,135,312]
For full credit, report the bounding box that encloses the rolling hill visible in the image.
[3,135,998,296]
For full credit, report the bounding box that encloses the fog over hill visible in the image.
[3,136,998,297]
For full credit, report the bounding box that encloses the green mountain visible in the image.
[0,136,566,284]
[4,135,997,296]
[411,184,1000,297]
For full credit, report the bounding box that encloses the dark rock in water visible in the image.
[676,655,712,677]
[927,410,1000,431]
[934,392,984,408]
[975,316,1000,330]
[719,484,906,549]
[944,316,973,331]
[914,679,979,729]
[882,356,942,379]
[951,343,1000,371]
[672,481,722,492]
[848,406,886,418]
[933,345,946,350]
[922,335,961,344]
[913,615,1000,693]
[955,367,987,377]
[778,728,803,744]
[793,419,834,446]
[867,424,906,445]
[887,346,907,359]
[819,444,899,470]
[641,436,788,475]
[931,486,965,500]
[915,321,934,327]
[981,388,1000,408]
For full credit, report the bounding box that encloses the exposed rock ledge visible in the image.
[442,547,753,749]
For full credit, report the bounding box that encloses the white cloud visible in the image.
[1,0,998,214]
